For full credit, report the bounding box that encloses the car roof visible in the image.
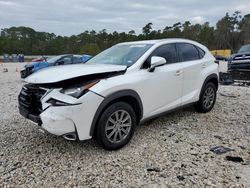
[118,38,207,51]
[118,38,199,45]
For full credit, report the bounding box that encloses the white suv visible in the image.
[19,39,219,150]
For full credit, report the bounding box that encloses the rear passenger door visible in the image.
[176,43,205,105]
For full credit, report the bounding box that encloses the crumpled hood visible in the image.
[25,64,127,84]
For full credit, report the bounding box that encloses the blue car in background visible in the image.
[20,54,92,78]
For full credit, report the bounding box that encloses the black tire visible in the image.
[95,102,137,150]
[20,70,27,79]
[195,82,217,113]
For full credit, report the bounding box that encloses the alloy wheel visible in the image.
[202,86,215,109]
[105,110,132,143]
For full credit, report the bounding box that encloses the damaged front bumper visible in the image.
[40,104,82,137]
[19,106,42,125]
[19,86,104,141]
[19,104,80,138]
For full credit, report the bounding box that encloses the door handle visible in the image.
[175,70,182,76]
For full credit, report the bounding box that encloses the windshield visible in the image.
[238,44,250,53]
[47,56,63,64]
[86,44,153,66]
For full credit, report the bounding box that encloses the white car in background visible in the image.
[19,39,219,150]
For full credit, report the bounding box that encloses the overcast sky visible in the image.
[0,0,249,36]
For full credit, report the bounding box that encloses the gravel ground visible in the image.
[0,63,250,187]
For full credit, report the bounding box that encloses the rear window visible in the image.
[197,47,205,58]
[177,43,200,62]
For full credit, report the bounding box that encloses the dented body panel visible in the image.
[40,91,104,140]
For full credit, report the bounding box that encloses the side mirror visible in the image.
[149,56,166,72]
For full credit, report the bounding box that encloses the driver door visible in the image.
[56,55,72,65]
[140,43,183,118]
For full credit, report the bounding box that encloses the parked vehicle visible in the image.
[220,44,250,84]
[228,44,250,70]
[31,56,47,62]
[81,54,92,63]
[20,54,92,78]
[18,39,218,150]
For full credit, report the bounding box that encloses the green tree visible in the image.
[239,14,250,44]
[215,12,242,51]
[79,43,101,55]
[128,30,136,35]
[198,22,215,48]
[142,23,153,36]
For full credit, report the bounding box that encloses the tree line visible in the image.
[0,11,249,56]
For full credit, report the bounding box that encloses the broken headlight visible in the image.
[60,80,99,98]
[47,99,72,106]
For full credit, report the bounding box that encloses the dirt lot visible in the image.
[0,63,250,187]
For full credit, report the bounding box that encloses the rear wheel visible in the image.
[195,82,217,113]
[95,102,137,150]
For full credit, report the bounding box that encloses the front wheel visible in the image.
[95,102,137,150]
[195,82,217,113]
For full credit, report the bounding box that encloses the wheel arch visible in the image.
[89,89,143,137]
[205,73,219,89]
[200,73,219,98]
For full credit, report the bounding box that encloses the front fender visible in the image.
[89,89,143,136]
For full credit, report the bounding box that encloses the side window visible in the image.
[72,56,82,64]
[142,43,178,68]
[177,43,200,62]
[60,56,72,65]
[151,44,178,64]
[197,47,205,59]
